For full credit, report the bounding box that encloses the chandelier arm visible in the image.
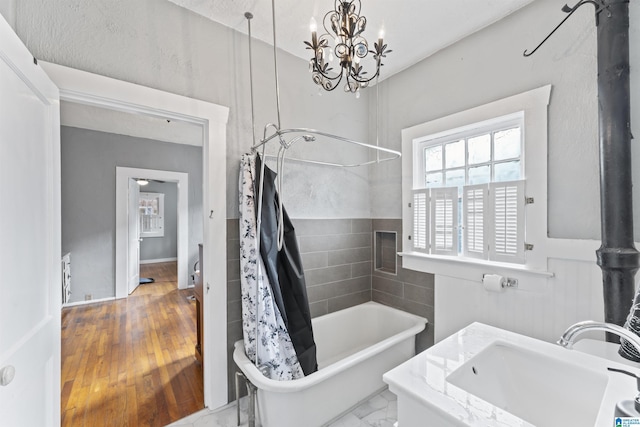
[311,60,345,92]
[305,0,390,94]
[321,80,343,92]
[353,0,361,17]
[312,60,344,81]
[315,76,344,92]
[322,10,337,36]
[334,0,341,17]
[348,69,381,85]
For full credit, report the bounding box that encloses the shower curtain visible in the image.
[239,153,304,380]
[254,154,318,376]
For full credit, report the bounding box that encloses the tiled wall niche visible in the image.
[225,218,434,401]
[371,219,434,354]
[375,230,397,274]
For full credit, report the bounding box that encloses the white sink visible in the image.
[383,323,639,427]
[446,340,608,426]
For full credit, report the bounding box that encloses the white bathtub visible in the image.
[233,301,427,427]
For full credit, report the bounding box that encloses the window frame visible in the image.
[413,113,524,191]
[401,85,551,276]
[139,192,165,238]
[411,113,525,263]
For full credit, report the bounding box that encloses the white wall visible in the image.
[435,257,605,343]
[370,0,640,243]
[10,0,372,220]
[9,0,640,347]
[375,0,640,343]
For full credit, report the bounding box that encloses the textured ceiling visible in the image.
[167,0,536,79]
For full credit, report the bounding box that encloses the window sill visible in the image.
[398,251,554,280]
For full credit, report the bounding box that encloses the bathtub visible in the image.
[233,301,427,427]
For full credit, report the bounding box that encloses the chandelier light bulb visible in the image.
[303,0,391,93]
[309,17,317,33]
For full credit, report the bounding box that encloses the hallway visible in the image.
[61,262,203,426]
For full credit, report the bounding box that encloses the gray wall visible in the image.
[371,219,434,353]
[0,0,15,29]
[226,217,435,400]
[226,218,373,393]
[140,181,178,262]
[11,0,640,406]
[61,126,203,302]
[369,0,640,242]
[10,0,371,220]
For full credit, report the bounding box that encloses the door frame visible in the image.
[127,176,141,295]
[0,15,61,426]
[116,167,189,294]
[42,61,229,409]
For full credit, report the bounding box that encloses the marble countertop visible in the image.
[383,322,640,427]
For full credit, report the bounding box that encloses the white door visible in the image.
[0,14,61,427]
[128,178,141,294]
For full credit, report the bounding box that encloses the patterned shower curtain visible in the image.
[238,153,304,380]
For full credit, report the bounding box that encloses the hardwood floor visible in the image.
[61,262,203,427]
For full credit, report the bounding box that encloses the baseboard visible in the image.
[140,257,178,265]
[62,296,117,308]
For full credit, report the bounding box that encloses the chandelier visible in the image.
[304,0,391,94]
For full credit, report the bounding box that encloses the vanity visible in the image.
[383,323,640,426]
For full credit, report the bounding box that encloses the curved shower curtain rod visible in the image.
[244,2,401,168]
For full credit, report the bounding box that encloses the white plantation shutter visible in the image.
[489,180,525,263]
[412,189,429,253]
[463,184,488,259]
[430,187,458,256]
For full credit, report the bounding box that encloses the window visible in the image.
[401,85,550,274]
[139,192,164,237]
[411,112,526,264]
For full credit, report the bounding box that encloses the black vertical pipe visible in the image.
[593,0,640,356]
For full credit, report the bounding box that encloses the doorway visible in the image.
[43,61,229,409]
[116,167,190,297]
[138,180,180,288]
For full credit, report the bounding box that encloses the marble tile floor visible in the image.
[167,388,398,427]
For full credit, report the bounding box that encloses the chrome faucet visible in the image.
[558,320,640,357]
[559,321,640,418]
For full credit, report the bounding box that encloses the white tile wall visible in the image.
[435,245,607,343]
